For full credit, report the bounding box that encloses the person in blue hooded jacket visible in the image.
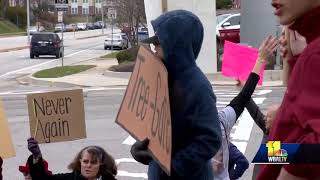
[130,10,222,180]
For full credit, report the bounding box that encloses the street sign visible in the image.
[58,11,63,23]
[55,0,68,9]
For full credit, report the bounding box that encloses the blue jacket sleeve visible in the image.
[228,143,249,180]
[172,85,222,176]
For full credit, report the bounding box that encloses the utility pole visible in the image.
[101,0,104,34]
[111,15,114,52]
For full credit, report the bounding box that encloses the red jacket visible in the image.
[258,6,320,180]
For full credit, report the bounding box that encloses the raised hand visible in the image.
[27,138,42,159]
[258,35,279,63]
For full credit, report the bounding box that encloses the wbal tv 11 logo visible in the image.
[266,141,288,163]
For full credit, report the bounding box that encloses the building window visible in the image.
[72,0,77,3]
[95,7,101,14]
[72,7,78,14]
[82,7,88,14]
[83,0,88,3]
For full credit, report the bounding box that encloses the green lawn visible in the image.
[0,20,24,34]
[33,65,96,78]
[100,51,120,59]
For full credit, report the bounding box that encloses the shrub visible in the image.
[116,50,134,64]
[216,0,232,9]
[116,46,140,64]
[6,6,27,29]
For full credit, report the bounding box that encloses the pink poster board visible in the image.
[222,41,265,85]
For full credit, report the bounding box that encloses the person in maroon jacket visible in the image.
[258,0,320,180]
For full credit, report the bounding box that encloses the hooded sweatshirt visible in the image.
[257,6,320,180]
[147,10,222,180]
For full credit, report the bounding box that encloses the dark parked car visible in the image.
[94,21,105,29]
[30,32,63,59]
[87,23,95,30]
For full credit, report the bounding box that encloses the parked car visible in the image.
[104,33,128,50]
[28,26,45,35]
[54,23,66,32]
[29,32,63,59]
[121,33,129,47]
[87,23,95,30]
[94,21,104,29]
[216,13,240,37]
[77,23,87,31]
[138,27,148,35]
[216,14,231,25]
[219,28,240,44]
[65,24,78,32]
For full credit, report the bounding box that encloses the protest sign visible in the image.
[27,89,86,144]
[0,99,16,158]
[222,41,265,85]
[116,46,172,175]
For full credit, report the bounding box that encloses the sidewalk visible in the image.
[16,58,284,88]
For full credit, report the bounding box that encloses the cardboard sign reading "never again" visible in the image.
[27,89,86,144]
[116,46,172,175]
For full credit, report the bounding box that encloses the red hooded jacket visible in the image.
[258,6,320,180]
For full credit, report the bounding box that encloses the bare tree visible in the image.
[0,0,9,19]
[115,0,146,46]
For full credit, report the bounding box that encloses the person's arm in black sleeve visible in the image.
[246,98,267,134]
[227,35,279,119]
[28,155,52,180]
[227,72,260,119]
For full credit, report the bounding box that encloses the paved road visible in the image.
[0,29,119,50]
[0,85,286,180]
[0,28,122,81]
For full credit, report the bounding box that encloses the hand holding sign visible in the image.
[116,46,172,175]
[130,138,153,165]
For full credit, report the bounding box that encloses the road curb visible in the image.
[16,74,86,88]
[76,34,107,40]
[0,46,29,53]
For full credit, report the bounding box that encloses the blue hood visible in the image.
[151,10,204,76]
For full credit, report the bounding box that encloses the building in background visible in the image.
[68,0,116,17]
[8,0,27,7]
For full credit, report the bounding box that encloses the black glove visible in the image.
[130,138,152,165]
[27,138,42,159]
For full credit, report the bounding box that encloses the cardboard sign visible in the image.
[222,41,265,85]
[116,46,172,175]
[27,89,86,144]
[0,99,16,158]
